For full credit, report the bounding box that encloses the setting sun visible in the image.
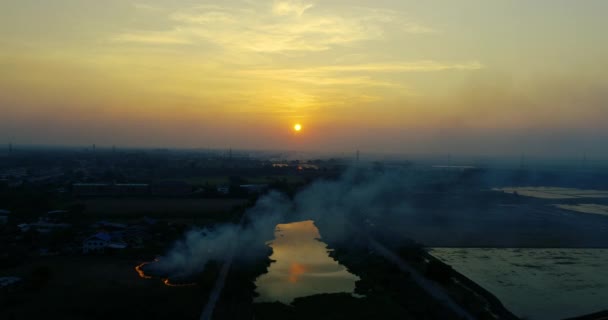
[294,124,302,132]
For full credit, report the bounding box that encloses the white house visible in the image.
[83,232,111,254]
[83,232,127,253]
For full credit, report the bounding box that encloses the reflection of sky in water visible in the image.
[431,248,608,320]
[254,220,360,304]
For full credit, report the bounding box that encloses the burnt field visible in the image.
[0,256,204,320]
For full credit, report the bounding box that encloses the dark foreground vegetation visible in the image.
[2,147,608,319]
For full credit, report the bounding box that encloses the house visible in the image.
[83,232,111,254]
[0,209,10,225]
[82,232,127,254]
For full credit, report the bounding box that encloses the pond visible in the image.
[254,220,360,304]
[431,248,608,320]
[494,187,608,199]
[555,203,608,217]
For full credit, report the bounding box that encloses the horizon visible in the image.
[3,3,608,317]
[3,143,608,169]
[2,1,608,156]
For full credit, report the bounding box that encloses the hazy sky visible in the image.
[1,0,607,155]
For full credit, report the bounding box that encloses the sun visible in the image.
[294,123,302,132]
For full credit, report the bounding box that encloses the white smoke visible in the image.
[147,191,292,277]
[148,165,424,277]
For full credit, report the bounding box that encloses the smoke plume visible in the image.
[146,165,419,277]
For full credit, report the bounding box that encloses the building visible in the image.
[0,209,10,225]
[83,232,111,254]
[82,232,127,254]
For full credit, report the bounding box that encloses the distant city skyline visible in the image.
[1,0,607,156]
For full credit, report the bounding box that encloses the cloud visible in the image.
[301,61,483,73]
[238,61,483,87]
[132,3,164,12]
[112,1,436,53]
[272,0,314,16]
[401,22,436,34]
[112,31,192,45]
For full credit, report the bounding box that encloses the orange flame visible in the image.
[135,259,195,287]
[163,279,196,287]
[135,262,153,279]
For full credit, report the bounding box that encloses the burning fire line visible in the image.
[135,261,153,279]
[135,259,196,287]
[163,279,196,287]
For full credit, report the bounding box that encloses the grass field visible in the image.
[79,198,249,217]
[182,175,305,185]
[0,256,205,320]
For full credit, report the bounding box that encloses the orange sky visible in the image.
[1,1,607,155]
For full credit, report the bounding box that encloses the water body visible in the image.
[495,187,608,199]
[254,220,360,304]
[496,186,608,218]
[431,248,608,320]
[555,204,608,217]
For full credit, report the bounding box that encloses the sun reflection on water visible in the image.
[254,220,360,304]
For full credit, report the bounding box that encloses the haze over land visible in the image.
[1,0,607,156]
